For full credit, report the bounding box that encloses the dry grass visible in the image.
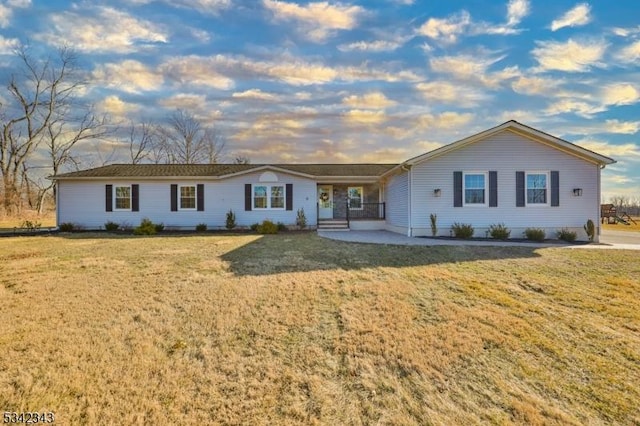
[1,233,639,425]
[603,216,640,232]
[0,211,56,229]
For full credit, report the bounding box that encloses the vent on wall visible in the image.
[259,171,278,182]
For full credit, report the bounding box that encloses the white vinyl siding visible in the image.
[58,172,317,230]
[409,129,600,238]
[385,172,409,229]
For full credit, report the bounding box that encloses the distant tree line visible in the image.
[0,47,242,216]
[608,195,640,217]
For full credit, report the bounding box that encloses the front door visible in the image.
[318,185,333,219]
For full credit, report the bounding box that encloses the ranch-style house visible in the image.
[52,121,616,241]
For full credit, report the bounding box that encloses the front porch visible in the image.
[316,183,386,231]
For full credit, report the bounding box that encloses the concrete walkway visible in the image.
[318,229,640,250]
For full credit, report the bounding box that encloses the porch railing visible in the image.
[346,202,386,222]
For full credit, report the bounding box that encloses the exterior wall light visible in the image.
[434,188,442,197]
[573,188,583,196]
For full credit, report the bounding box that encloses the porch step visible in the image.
[317,220,349,231]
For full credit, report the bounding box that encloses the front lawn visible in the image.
[1,233,638,424]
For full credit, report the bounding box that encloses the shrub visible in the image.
[256,219,278,234]
[133,218,158,235]
[524,228,545,242]
[59,222,75,232]
[277,222,287,232]
[195,223,208,232]
[451,222,474,239]
[489,223,510,240]
[296,208,307,229]
[557,228,577,242]
[104,221,120,232]
[21,220,41,231]
[584,219,595,242]
[154,223,165,233]
[225,209,236,230]
[430,213,437,236]
[250,223,259,232]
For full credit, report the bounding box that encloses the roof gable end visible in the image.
[404,120,615,168]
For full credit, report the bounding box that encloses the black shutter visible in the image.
[516,171,525,207]
[550,171,559,207]
[489,171,497,207]
[170,184,178,211]
[453,171,462,207]
[131,184,139,212]
[197,184,204,211]
[245,184,252,211]
[105,184,113,212]
[286,184,293,211]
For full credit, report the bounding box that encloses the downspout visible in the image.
[401,164,412,237]
[55,180,60,229]
[596,164,604,243]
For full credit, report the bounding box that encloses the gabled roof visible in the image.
[53,164,254,178]
[396,120,616,171]
[53,121,616,181]
[52,163,398,180]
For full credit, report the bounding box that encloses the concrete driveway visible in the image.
[318,229,640,250]
[600,229,640,245]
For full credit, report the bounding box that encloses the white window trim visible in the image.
[462,171,488,207]
[348,186,364,210]
[252,184,286,210]
[525,171,550,207]
[178,184,197,211]
[114,184,132,211]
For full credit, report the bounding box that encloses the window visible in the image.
[254,186,267,209]
[253,184,284,209]
[527,173,548,205]
[114,185,131,210]
[180,185,196,209]
[463,173,486,205]
[271,186,284,208]
[348,186,363,209]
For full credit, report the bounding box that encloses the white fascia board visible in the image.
[405,121,616,167]
[218,165,315,180]
[315,176,382,183]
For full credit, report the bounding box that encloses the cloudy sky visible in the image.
[0,0,638,199]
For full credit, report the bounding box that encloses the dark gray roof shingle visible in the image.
[53,163,398,179]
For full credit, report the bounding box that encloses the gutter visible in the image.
[51,174,386,183]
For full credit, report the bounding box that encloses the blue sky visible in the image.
[0,0,638,200]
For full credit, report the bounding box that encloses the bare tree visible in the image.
[610,194,640,216]
[126,121,156,164]
[233,156,251,164]
[34,109,109,213]
[0,46,92,214]
[157,109,225,164]
[203,128,226,164]
[610,195,629,211]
